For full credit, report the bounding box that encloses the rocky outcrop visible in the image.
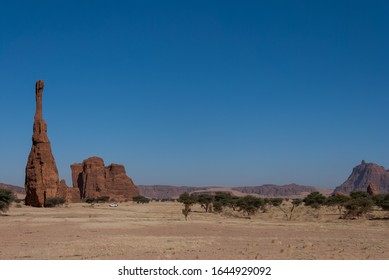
[334,160,389,194]
[367,182,379,196]
[71,157,139,201]
[25,80,60,207]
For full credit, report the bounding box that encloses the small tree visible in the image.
[325,194,350,216]
[303,192,327,217]
[343,195,374,219]
[196,194,213,212]
[236,196,263,216]
[178,193,197,220]
[269,198,302,220]
[0,189,15,214]
[373,194,389,211]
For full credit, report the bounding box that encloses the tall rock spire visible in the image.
[25,80,60,207]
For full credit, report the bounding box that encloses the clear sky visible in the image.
[1,0,388,188]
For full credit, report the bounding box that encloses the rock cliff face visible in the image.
[25,80,60,207]
[334,160,389,194]
[71,157,139,201]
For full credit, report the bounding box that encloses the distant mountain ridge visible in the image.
[0,183,332,200]
[137,184,331,199]
[0,183,25,194]
[334,160,389,194]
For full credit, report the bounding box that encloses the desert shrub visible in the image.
[95,196,110,203]
[325,194,350,215]
[0,189,15,213]
[44,197,65,208]
[84,197,95,204]
[372,194,389,211]
[14,198,24,204]
[350,191,369,199]
[133,195,151,204]
[212,201,223,213]
[303,192,327,209]
[343,196,374,219]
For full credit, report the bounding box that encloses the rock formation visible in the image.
[25,80,60,207]
[334,160,389,194]
[71,157,139,201]
[25,80,80,206]
[367,182,379,196]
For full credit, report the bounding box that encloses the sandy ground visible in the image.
[0,202,388,260]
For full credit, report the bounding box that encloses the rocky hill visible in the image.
[333,160,389,194]
[0,183,26,199]
[233,184,330,198]
[137,184,331,199]
[137,185,208,199]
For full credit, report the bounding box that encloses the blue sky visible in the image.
[1,0,388,188]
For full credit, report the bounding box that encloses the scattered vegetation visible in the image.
[44,197,65,208]
[303,192,327,217]
[325,194,350,216]
[84,196,111,204]
[175,190,389,221]
[343,192,375,219]
[133,195,151,204]
[0,189,15,214]
[271,198,303,220]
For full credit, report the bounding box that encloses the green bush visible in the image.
[85,197,95,204]
[133,195,151,204]
[325,194,350,215]
[0,189,15,213]
[303,192,327,209]
[45,197,65,208]
[96,196,110,203]
[236,196,264,216]
[344,196,374,219]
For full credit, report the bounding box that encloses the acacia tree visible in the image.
[178,192,197,220]
[0,189,15,214]
[373,194,389,212]
[303,192,327,217]
[196,194,213,212]
[343,192,374,219]
[325,194,350,216]
[270,198,303,220]
[236,196,263,216]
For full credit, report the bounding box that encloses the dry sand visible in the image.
[0,202,388,260]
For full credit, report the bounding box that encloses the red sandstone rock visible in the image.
[25,80,60,207]
[71,157,139,201]
[367,182,379,196]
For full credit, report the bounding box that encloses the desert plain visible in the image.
[1,201,388,260]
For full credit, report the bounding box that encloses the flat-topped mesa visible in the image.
[25,80,60,207]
